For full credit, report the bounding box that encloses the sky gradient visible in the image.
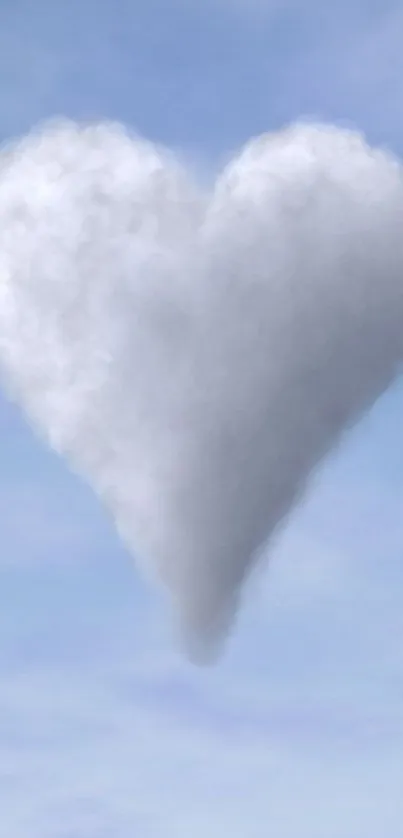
[0,1,403,835]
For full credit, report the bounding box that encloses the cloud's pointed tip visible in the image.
[174,589,240,666]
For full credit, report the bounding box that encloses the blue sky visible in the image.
[1,1,403,835]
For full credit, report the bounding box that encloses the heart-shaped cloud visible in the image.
[1,120,403,662]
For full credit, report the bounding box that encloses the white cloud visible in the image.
[0,4,403,837]
[2,120,403,662]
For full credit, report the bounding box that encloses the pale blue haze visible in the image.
[0,1,403,835]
